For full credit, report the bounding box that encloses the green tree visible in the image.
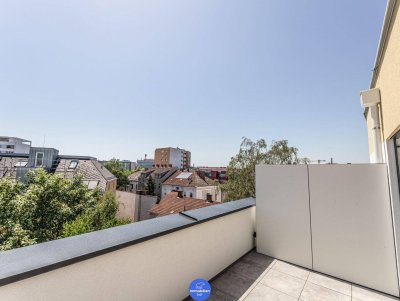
[104,159,132,190]
[0,169,129,251]
[146,176,155,195]
[221,137,309,201]
[62,193,130,237]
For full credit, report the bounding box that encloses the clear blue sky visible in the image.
[0,0,386,166]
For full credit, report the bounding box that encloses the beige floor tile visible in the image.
[272,260,310,280]
[300,282,350,301]
[245,283,297,301]
[261,269,305,298]
[352,285,400,301]
[308,272,351,296]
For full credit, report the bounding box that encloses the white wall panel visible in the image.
[256,165,312,269]
[309,164,399,296]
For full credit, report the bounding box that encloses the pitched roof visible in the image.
[162,170,216,187]
[128,171,142,181]
[91,160,116,181]
[149,192,216,216]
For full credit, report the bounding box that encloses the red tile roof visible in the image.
[162,170,216,187]
[149,192,217,216]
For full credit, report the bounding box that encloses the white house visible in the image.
[161,170,221,202]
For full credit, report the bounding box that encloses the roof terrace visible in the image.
[0,164,400,301]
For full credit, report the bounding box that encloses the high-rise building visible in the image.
[154,147,191,169]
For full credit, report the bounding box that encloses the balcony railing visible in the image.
[0,198,255,301]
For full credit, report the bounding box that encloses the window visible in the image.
[15,161,28,167]
[35,152,44,167]
[68,161,78,169]
[176,187,179,190]
[190,193,193,198]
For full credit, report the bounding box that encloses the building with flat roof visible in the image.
[0,136,31,154]
[154,147,191,169]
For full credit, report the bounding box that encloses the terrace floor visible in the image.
[208,250,400,301]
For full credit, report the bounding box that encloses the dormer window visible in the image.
[69,161,78,169]
[35,152,44,167]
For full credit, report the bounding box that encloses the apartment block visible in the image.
[154,147,191,169]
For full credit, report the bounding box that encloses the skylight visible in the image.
[14,161,28,167]
[69,161,78,169]
[176,172,192,179]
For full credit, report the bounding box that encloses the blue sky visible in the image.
[0,0,386,166]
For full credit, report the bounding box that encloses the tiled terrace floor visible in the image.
[208,250,399,301]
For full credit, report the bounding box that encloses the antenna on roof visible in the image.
[42,134,46,147]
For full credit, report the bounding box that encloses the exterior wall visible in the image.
[256,164,399,297]
[374,1,400,141]
[183,150,191,169]
[27,148,59,169]
[116,190,137,221]
[105,179,117,194]
[169,148,183,168]
[116,191,158,221]
[366,1,400,158]
[0,208,255,301]
[138,194,158,220]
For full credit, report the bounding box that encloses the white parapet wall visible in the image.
[0,199,255,301]
[256,164,400,297]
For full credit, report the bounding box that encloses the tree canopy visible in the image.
[0,169,129,251]
[221,137,309,201]
[103,159,132,189]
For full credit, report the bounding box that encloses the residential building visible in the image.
[127,170,142,193]
[361,0,400,169]
[0,147,116,194]
[55,156,117,194]
[0,136,31,154]
[136,167,177,197]
[136,156,154,169]
[0,147,59,181]
[361,0,400,224]
[148,191,216,217]
[197,166,227,182]
[161,170,222,202]
[154,147,191,169]
[121,160,137,171]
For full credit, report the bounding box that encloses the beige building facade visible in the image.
[362,0,400,163]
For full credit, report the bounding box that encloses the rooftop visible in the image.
[163,170,216,187]
[149,192,216,216]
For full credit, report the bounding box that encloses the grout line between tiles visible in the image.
[297,270,310,301]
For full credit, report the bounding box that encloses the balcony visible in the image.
[1,164,400,301]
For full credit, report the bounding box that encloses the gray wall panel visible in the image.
[309,164,399,296]
[256,165,312,269]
